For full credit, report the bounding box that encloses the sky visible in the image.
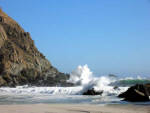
[0,0,150,77]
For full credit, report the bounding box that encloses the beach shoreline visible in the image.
[0,104,149,113]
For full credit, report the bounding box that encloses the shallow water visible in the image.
[0,94,149,105]
[0,94,124,105]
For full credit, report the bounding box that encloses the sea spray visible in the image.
[0,65,128,96]
[68,65,93,86]
[68,65,123,95]
[68,64,113,87]
[0,65,148,96]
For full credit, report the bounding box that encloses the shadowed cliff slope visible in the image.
[0,9,70,87]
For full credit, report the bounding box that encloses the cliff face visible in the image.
[0,9,70,87]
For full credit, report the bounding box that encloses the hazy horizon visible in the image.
[1,0,150,77]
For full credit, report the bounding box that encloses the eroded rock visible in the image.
[0,9,70,87]
[118,84,150,102]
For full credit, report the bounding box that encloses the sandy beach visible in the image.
[0,104,149,113]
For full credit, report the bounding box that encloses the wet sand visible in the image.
[0,104,149,113]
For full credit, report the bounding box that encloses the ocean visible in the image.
[0,65,150,105]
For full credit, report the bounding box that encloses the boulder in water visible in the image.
[83,88,103,95]
[118,84,150,102]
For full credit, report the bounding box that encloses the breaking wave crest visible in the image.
[0,65,149,96]
[111,77,150,87]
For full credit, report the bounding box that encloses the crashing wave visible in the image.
[0,64,149,96]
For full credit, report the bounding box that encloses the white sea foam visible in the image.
[68,65,128,95]
[0,65,129,96]
[68,65,112,88]
[0,65,150,105]
[120,75,147,80]
[68,64,93,85]
[0,86,83,95]
[0,85,128,96]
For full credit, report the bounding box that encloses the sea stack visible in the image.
[0,9,70,87]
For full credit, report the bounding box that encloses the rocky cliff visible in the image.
[0,9,70,87]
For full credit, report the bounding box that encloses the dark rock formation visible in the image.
[0,9,71,87]
[118,84,150,102]
[83,88,103,95]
